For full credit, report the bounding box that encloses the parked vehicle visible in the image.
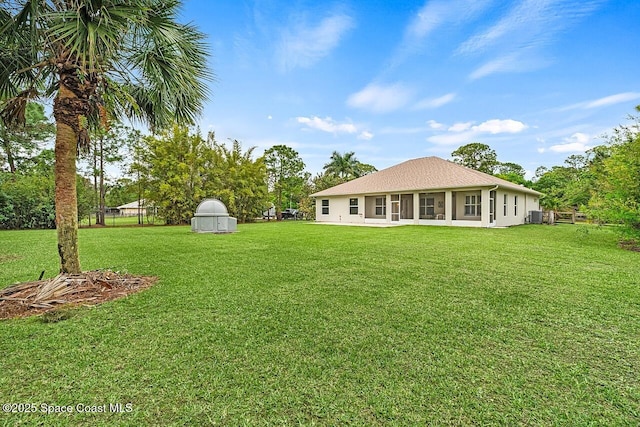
[281,208,301,219]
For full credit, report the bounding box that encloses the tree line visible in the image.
[450,108,640,242]
[0,109,377,226]
[3,104,640,245]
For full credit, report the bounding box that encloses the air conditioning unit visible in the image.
[529,210,543,224]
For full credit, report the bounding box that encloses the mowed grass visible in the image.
[0,223,639,426]
[80,215,164,227]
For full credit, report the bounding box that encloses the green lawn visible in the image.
[1,223,639,426]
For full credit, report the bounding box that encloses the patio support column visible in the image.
[386,194,391,223]
[413,193,420,224]
[481,188,491,227]
[445,191,453,225]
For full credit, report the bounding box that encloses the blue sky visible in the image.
[181,0,640,178]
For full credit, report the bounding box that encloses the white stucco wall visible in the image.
[315,188,540,227]
[496,190,540,227]
[315,196,365,224]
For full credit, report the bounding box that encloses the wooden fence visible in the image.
[543,209,586,225]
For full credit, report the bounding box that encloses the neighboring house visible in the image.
[310,156,541,228]
[116,199,147,217]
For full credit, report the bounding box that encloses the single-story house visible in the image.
[116,199,147,217]
[310,156,542,228]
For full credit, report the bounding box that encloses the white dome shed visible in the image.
[191,198,237,233]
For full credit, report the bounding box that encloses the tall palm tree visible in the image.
[0,0,210,273]
[323,151,359,180]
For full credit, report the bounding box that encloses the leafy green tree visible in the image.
[323,151,377,180]
[0,171,55,229]
[588,107,640,241]
[324,151,359,180]
[311,171,347,193]
[356,162,378,176]
[205,136,268,223]
[532,166,571,210]
[0,102,53,173]
[264,145,306,217]
[0,0,210,273]
[0,149,90,229]
[1,149,56,230]
[495,162,528,185]
[105,178,138,208]
[533,148,607,210]
[451,143,498,174]
[143,125,210,225]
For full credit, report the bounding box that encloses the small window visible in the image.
[349,198,358,215]
[464,195,481,216]
[375,197,386,216]
[503,194,508,217]
[420,196,435,217]
[321,199,329,215]
[514,196,518,216]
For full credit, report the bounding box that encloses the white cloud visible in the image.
[458,0,602,55]
[358,131,374,140]
[560,92,640,111]
[385,0,492,70]
[548,132,592,153]
[428,118,528,145]
[276,12,355,72]
[549,142,590,153]
[568,132,590,143]
[296,116,357,134]
[552,92,640,112]
[414,93,456,109]
[448,122,473,132]
[427,120,444,130]
[474,119,527,134]
[585,92,640,108]
[458,0,603,79]
[468,52,544,80]
[400,0,492,51]
[346,83,414,113]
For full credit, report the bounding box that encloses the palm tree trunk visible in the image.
[54,84,81,274]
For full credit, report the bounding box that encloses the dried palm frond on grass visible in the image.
[0,271,157,319]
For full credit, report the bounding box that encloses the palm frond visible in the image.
[2,0,211,137]
[0,87,38,128]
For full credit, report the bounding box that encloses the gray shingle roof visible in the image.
[311,156,541,197]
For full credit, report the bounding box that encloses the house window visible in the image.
[514,196,518,216]
[420,196,435,218]
[504,194,508,217]
[349,198,358,215]
[464,195,481,216]
[321,199,329,215]
[375,197,386,216]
